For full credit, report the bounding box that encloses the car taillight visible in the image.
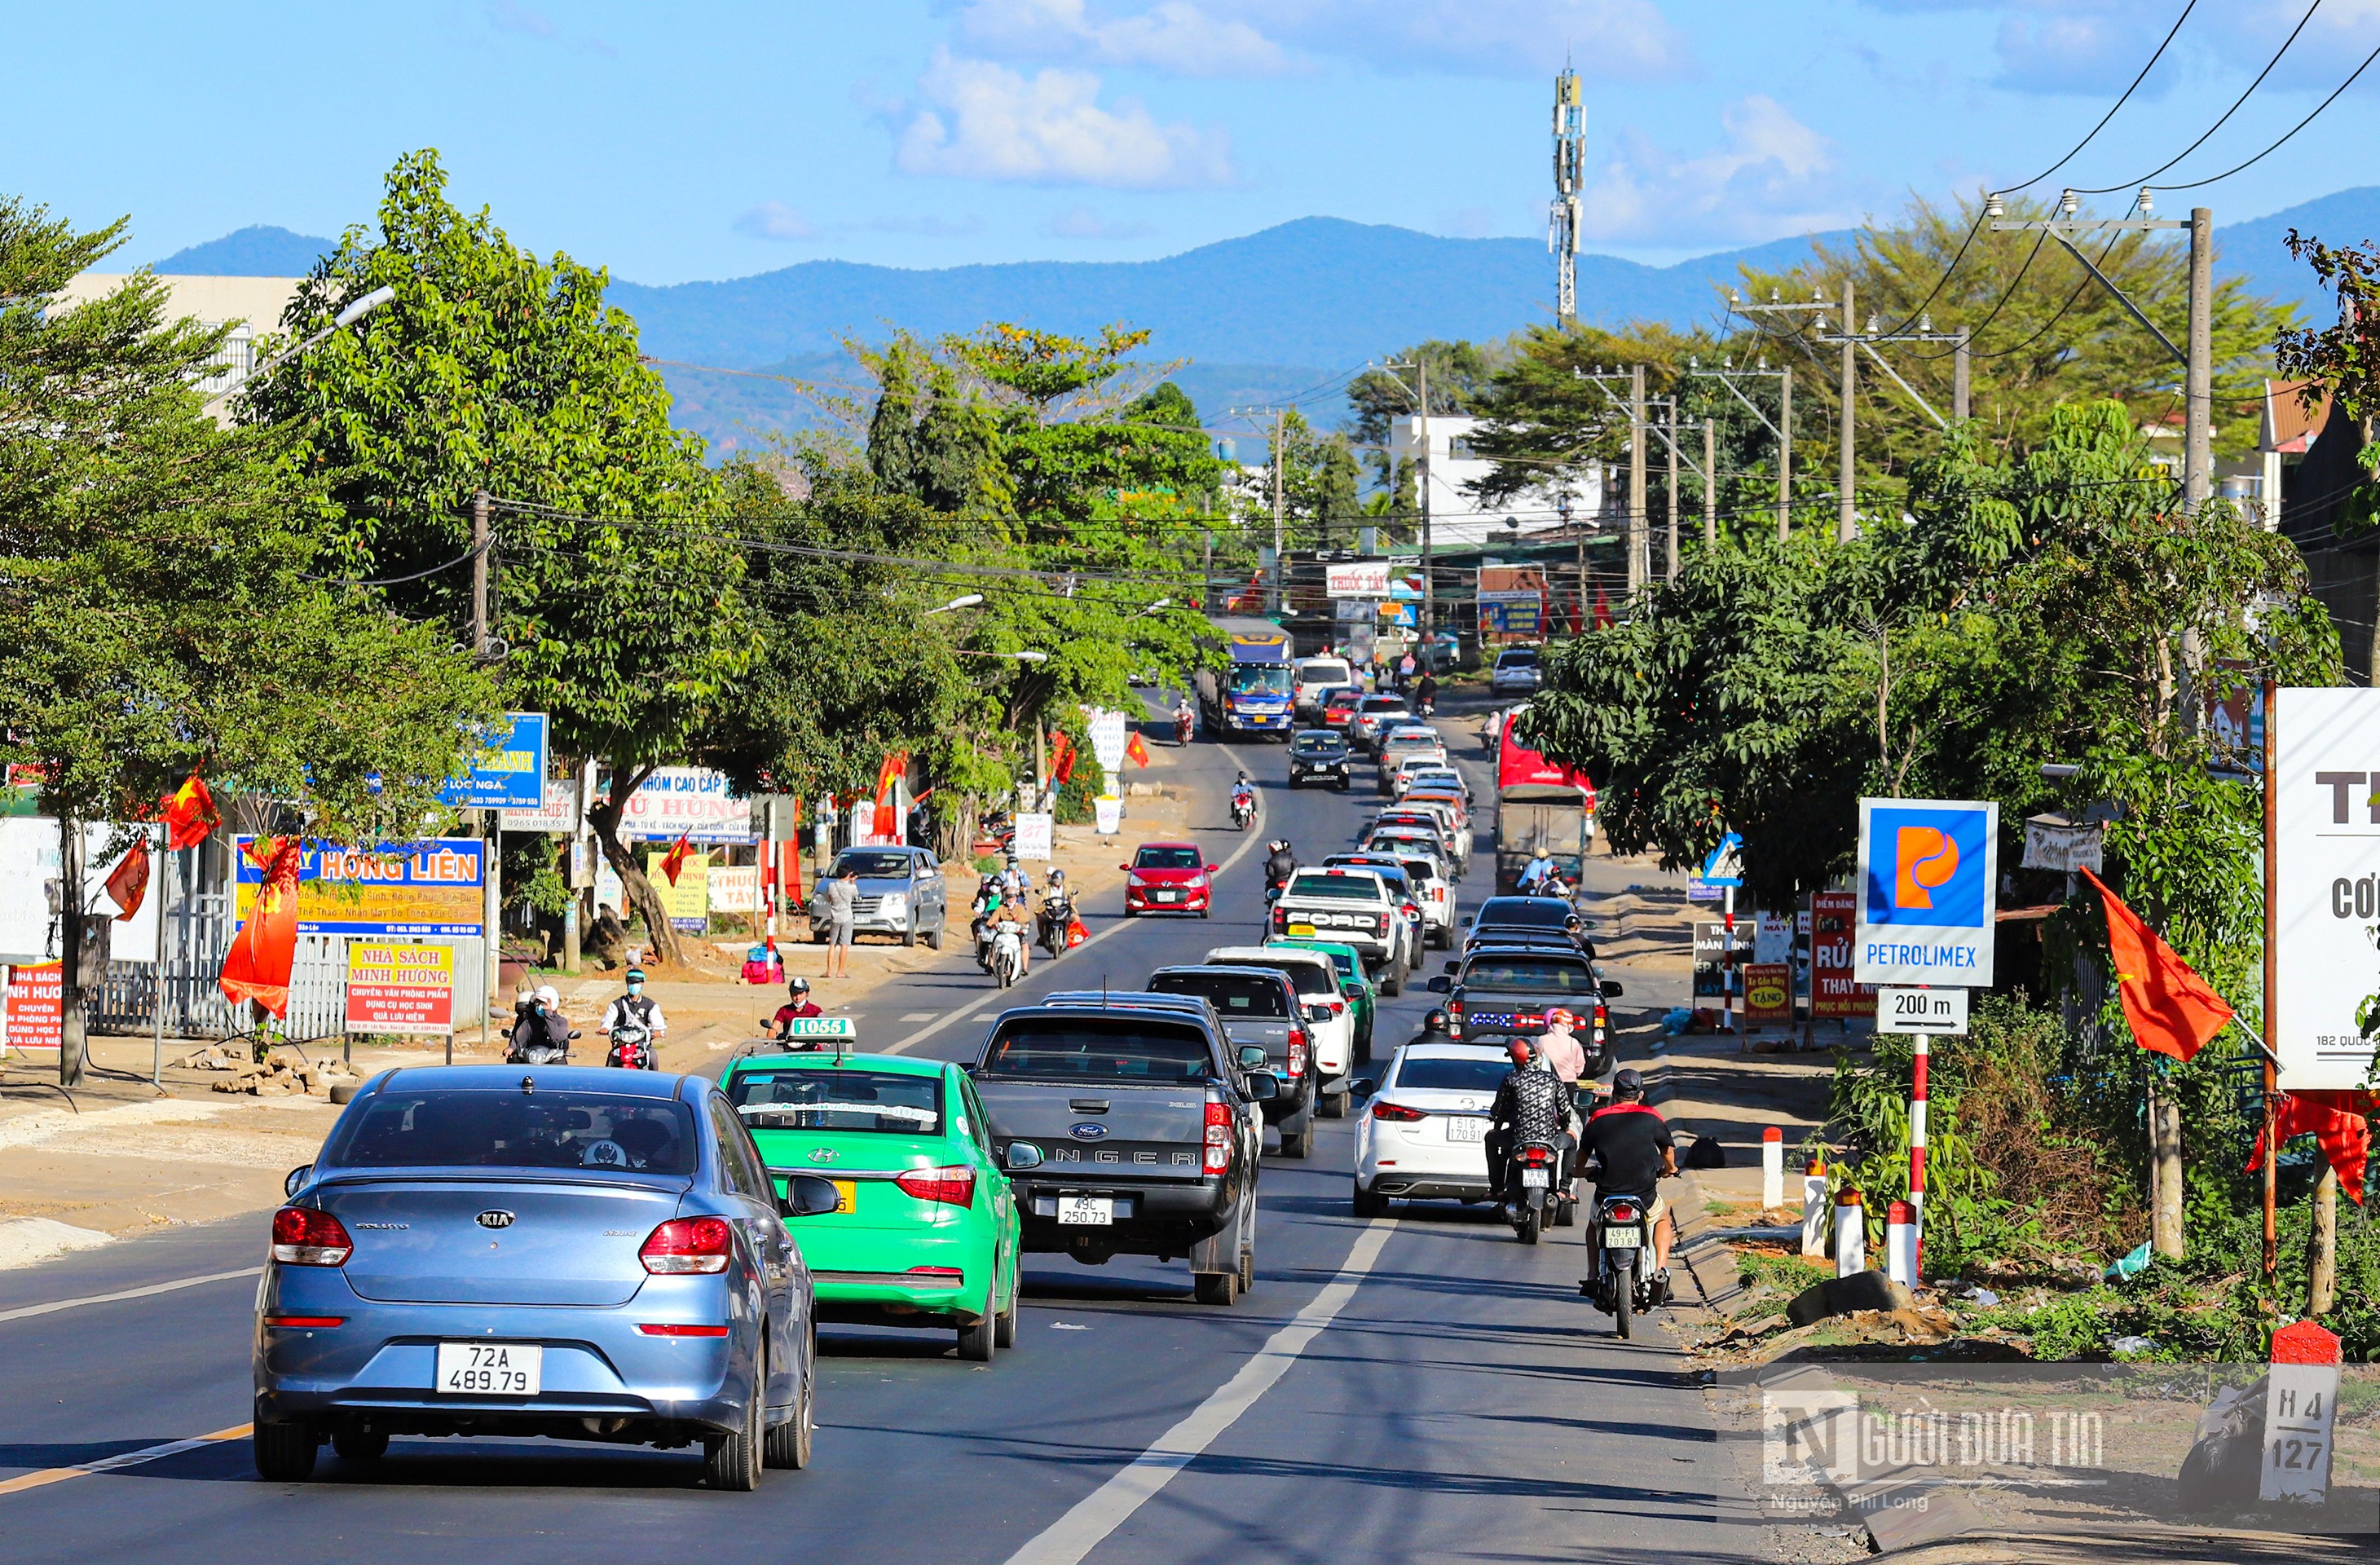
[271,1206,352,1267]
[262,1314,346,1329]
[637,1322,731,1337]
[1449,1002,1464,1018]
[895,1166,977,1208]
[1329,999,1346,1016]
[1607,1202,1639,1224]
[1371,1100,1426,1122]
[1205,1096,1232,1173]
[1522,1145,1552,1166]
[1287,1033,1307,1078]
[1593,1002,1608,1042]
[641,1216,734,1274]
[1402,903,1420,921]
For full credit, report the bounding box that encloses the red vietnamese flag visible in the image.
[660,833,694,887]
[1592,586,1613,630]
[1126,730,1151,768]
[2082,869,2233,1063]
[219,837,302,1017]
[1050,732,1077,785]
[104,839,152,922]
[873,751,908,840]
[160,773,218,851]
[2247,1091,2373,1205]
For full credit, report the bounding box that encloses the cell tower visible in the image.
[1549,68,1585,324]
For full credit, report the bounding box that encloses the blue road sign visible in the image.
[1700,832,1743,888]
[1853,797,1998,986]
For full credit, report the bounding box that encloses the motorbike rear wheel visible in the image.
[1613,1256,1635,1338]
[1516,1197,1542,1245]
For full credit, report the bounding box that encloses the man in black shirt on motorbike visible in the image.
[1485,1037,1569,1213]
[1407,1008,1457,1050]
[1263,839,1298,893]
[1580,1067,1679,1286]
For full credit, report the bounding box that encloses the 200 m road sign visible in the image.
[1875,985,1968,1036]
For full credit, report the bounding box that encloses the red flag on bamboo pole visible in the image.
[219,837,302,1017]
[1126,730,1151,768]
[1050,733,1077,785]
[160,773,218,850]
[2082,868,2233,1064]
[660,833,695,887]
[104,839,151,922]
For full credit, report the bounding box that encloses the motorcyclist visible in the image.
[1415,669,1438,714]
[509,984,571,1063]
[769,976,824,1045]
[1263,839,1298,893]
[1518,850,1556,897]
[598,969,666,1057]
[1581,1067,1680,1290]
[1408,1008,1457,1050]
[1174,695,1195,743]
[971,875,1003,968]
[1485,1037,1569,1214]
[1038,869,1074,952]
[1230,769,1256,826]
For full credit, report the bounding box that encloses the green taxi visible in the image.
[721,1039,1023,1363]
[1263,937,1377,1064]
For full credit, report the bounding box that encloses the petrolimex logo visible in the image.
[1853,798,1998,988]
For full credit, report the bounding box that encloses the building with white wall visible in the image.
[53,273,305,413]
[1384,414,1606,549]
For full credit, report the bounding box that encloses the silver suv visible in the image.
[814,846,947,948]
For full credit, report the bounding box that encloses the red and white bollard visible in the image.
[1761,1126,1784,1211]
[1885,1201,1918,1285]
[1833,1186,1866,1277]
[1907,1033,1928,1276]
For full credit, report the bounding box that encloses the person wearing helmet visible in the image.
[1486,1036,1567,1212]
[599,968,666,1050]
[770,976,824,1043]
[1536,1008,1587,1086]
[1581,1067,1679,1287]
[1408,1008,1457,1050]
[1263,838,1298,893]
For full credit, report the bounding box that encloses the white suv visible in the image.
[1490,646,1542,694]
[1205,945,1358,1112]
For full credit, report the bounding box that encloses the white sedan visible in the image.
[1350,1043,1515,1216]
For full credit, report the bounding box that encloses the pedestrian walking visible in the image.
[815,866,859,979]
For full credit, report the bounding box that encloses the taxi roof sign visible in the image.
[781,1016,856,1039]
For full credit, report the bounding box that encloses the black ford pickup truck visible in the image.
[1427,941,1620,1079]
[970,995,1276,1306]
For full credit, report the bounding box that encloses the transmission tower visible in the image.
[1549,68,1584,324]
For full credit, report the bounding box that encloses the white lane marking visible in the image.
[1000,1219,1397,1565]
[0,1424,250,1497]
[900,1012,936,1021]
[884,807,1271,1057]
[0,1267,262,1325]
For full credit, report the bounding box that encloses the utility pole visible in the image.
[471,489,491,656]
[1562,491,1584,634]
[1664,398,1679,580]
[1779,369,1792,538]
[1271,412,1286,614]
[1953,328,1971,422]
[1702,416,1717,547]
[1417,358,1434,652]
[1627,364,1646,593]
[1550,68,1585,325]
[1837,278,1857,542]
[470,489,493,1059]
[1686,350,1792,537]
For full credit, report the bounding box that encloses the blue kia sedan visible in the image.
[253,1066,838,1489]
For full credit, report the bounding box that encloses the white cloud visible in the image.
[1042,205,1157,237]
[1583,95,1854,246]
[892,51,1236,187]
[734,201,821,241]
[953,0,1285,75]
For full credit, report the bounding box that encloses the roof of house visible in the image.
[2265,377,2333,454]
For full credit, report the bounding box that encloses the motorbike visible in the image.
[1505,1137,1568,1245]
[990,919,1025,989]
[1417,695,1435,718]
[505,1011,576,1067]
[605,1021,656,1070]
[1038,893,1073,959]
[1230,790,1254,831]
[1586,1190,1668,1338]
[1175,709,1194,745]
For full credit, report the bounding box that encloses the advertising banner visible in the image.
[235,837,484,937]
[1810,891,1877,1020]
[1742,963,1794,1025]
[2273,686,2380,1090]
[439,712,548,810]
[1082,708,1130,774]
[1326,562,1392,598]
[708,866,760,918]
[1012,812,1055,861]
[499,775,578,834]
[644,850,710,933]
[2,961,63,1051]
[1852,798,1998,987]
[343,941,456,1036]
[2021,815,2104,874]
[618,767,752,844]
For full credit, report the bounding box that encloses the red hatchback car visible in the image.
[1122,841,1213,917]
[1321,688,1364,729]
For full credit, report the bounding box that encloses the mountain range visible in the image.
[155,188,2380,453]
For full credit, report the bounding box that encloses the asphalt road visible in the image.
[0,691,1758,1564]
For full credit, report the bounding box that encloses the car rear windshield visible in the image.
[1325,689,1364,709]
[1287,872,1382,901]
[1135,846,1202,870]
[325,1090,699,1175]
[1498,649,1540,667]
[1151,971,1290,1016]
[1359,697,1406,714]
[1396,1058,1514,1091]
[831,850,915,878]
[980,1019,1215,1080]
[727,1069,943,1135]
[1479,898,1567,927]
[1230,958,1333,997]
[1291,734,1346,756]
[1461,956,1596,993]
[1383,733,1440,752]
[1301,661,1351,685]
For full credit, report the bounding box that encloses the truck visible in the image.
[1195,618,1296,741]
[968,995,1276,1305]
[1494,705,1596,897]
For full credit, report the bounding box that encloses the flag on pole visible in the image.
[1592,586,1613,630]
[873,751,908,841]
[1051,733,1078,785]
[104,839,151,922]
[1126,730,1151,768]
[2082,868,2233,1063]
[660,833,694,887]
[160,773,217,850]
[2247,1091,2373,1204]
[220,837,302,1017]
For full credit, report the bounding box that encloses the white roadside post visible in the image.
[1832,1186,1866,1277]
[1884,1200,1918,1286]
[1800,1154,1831,1259]
[1761,1126,1784,1211]
[2263,1320,2341,1504]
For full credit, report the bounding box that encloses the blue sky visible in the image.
[8,1,2378,282]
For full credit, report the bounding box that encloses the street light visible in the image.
[210,283,397,404]
[1135,598,1172,616]
[928,593,985,615]
[954,649,1050,663]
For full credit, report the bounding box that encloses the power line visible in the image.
[2071,0,2324,196]
[2148,38,2380,192]
[1993,0,2199,196]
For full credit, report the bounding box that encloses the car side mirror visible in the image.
[1306,1003,1333,1022]
[1004,1142,1044,1171]
[1237,1044,1268,1069]
[1441,959,1460,973]
[1119,864,1130,872]
[1244,1073,1280,1102]
[1459,913,1474,925]
[1341,981,1362,997]
[1425,975,1450,993]
[1351,1078,1376,1099]
[1601,981,1624,998]
[778,1174,844,1218]
[284,1164,312,1198]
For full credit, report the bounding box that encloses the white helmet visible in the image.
[534,984,561,1007]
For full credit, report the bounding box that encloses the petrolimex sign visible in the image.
[1853,798,1998,988]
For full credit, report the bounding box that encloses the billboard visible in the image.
[2,962,62,1052]
[2272,687,2380,1090]
[235,837,484,937]
[344,941,456,1036]
[1810,891,1876,1019]
[1852,799,1998,987]
[439,712,548,810]
[500,775,579,834]
[645,850,710,933]
[617,767,752,844]
[1325,562,1392,598]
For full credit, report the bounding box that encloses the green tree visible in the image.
[0,195,495,1082]
[244,150,749,963]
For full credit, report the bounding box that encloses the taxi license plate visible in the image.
[831,1179,857,1214]
[1057,1196,1113,1226]
[436,1341,542,1396]
[1445,1118,1484,1143]
[1603,1226,1643,1249]
[1286,923,1316,937]
[1520,1168,1550,1188]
